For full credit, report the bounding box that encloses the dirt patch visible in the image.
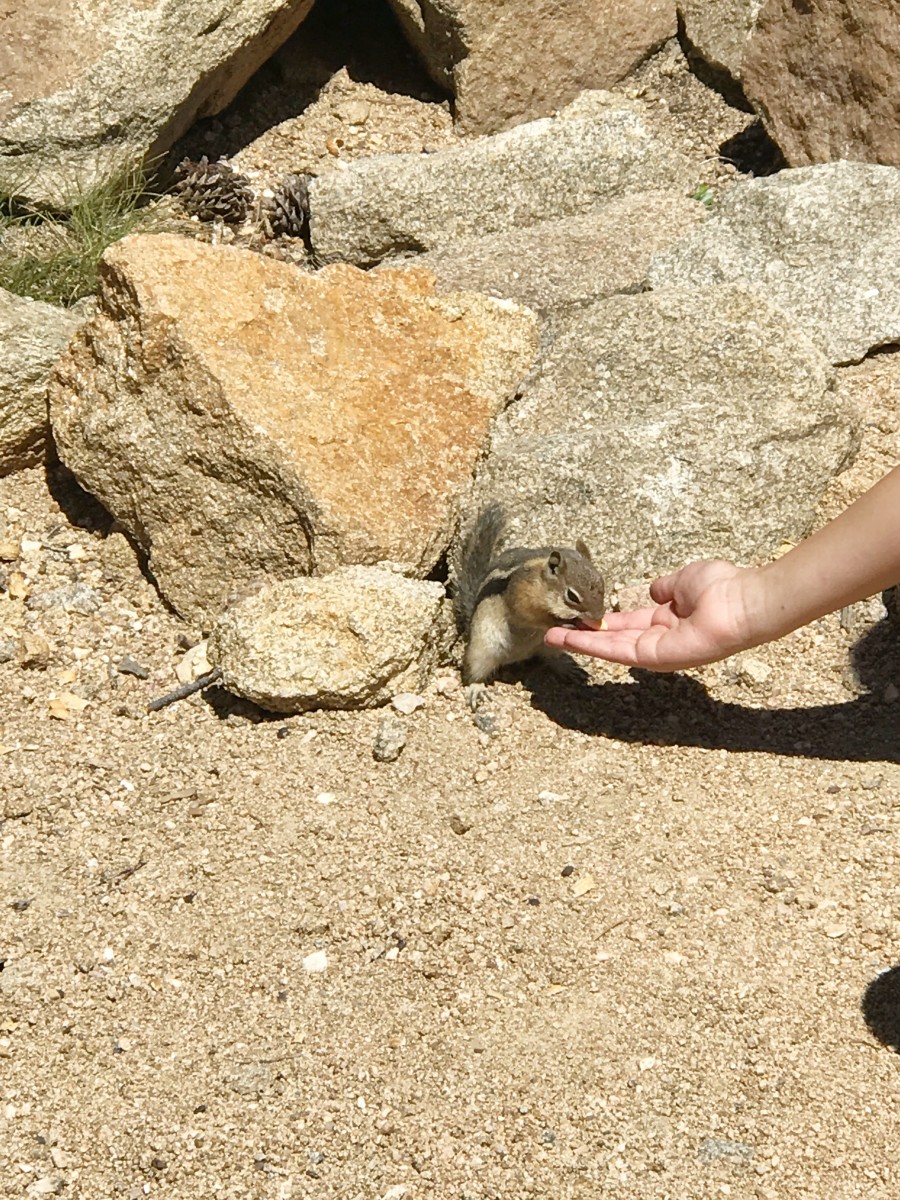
[2,352,899,1196]
[168,0,458,194]
[3,23,900,1200]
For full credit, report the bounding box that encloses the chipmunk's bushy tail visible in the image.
[452,501,506,632]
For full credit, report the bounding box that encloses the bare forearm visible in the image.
[546,465,900,673]
[746,465,900,642]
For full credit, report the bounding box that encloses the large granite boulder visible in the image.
[385,0,676,134]
[648,163,900,365]
[49,234,538,622]
[742,0,900,167]
[309,94,693,267]
[471,286,858,586]
[0,0,315,210]
[0,289,86,473]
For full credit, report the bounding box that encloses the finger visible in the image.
[649,571,681,604]
[544,627,646,665]
[601,608,658,632]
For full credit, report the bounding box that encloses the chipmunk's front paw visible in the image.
[467,682,492,711]
[542,651,589,685]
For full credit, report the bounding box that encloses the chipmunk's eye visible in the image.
[565,588,582,608]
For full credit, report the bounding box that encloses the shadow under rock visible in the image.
[718,120,786,178]
[528,621,900,764]
[203,685,288,725]
[45,459,115,536]
[166,0,446,176]
[45,459,183,615]
[861,966,900,1053]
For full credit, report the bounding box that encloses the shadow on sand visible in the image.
[529,619,900,765]
[861,967,900,1053]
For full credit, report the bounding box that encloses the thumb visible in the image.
[649,569,681,605]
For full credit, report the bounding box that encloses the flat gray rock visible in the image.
[648,162,900,365]
[387,192,705,313]
[0,289,84,473]
[471,285,858,585]
[0,0,315,209]
[208,569,453,713]
[309,94,693,267]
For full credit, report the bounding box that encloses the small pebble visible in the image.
[561,864,575,877]
[449,812,472,835]
[26,583,101,615]
[303,949,328,974]
[373,716,407,763]
[336,98,371,125]
[391,692,425,715]
[17,632,51,670]
[699,1137,755,1163]
[738,656,772,686]
[176,640,211,684]
[4,797,34,819]
[117,656,150,680]
[7,571,28,600]
[473,709,499,736]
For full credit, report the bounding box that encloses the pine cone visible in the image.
[261,173,311,243]
[173,156,253,224]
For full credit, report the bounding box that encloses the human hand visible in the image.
[545,559,763,672]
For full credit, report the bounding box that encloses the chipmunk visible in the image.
[453,502,606,707]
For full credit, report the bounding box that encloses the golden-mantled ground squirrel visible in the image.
[453,503,606,706]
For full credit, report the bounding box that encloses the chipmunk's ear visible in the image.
[575,539,592,561]
[547,550,562,575]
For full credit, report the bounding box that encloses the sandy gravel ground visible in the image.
[1,358,898,1200]
[3,13,900,1198]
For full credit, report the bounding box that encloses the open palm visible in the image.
[546,560,759,672]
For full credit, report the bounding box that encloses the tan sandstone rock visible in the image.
[208,568,453,712]
[0,288,86,473]
[742,0,900,166]
[0,0,315,209]
[386,0,676,134]
[49,234,538,622]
